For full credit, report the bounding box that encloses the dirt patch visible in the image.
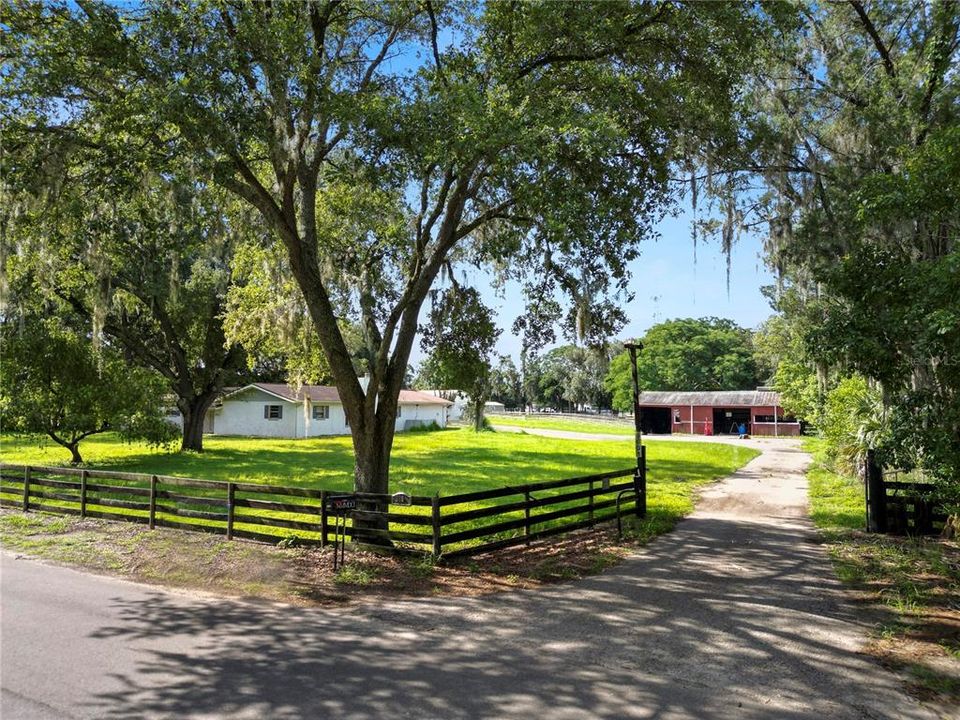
[290,526,629,603]
[0,509,635,606]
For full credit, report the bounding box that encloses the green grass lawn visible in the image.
[805,437,866,534]
[487,414,634,436]
[1,429,759,553]
[1,428,749,496]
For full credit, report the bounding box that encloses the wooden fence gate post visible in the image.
[635,445,647,518]
[865,449,887,533]
[22,467,30,511]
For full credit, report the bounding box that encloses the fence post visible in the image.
[80,470,88,518]
[524,491,532,544]
[635,445,647,518]
[148,475,158,530]
[431,493,441,557]
[320,490,329,547]
[865,450,887,533]
[22,467,30,511]
[226,482,235,540]
[588,480,595,526]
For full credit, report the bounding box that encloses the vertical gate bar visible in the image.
[226,482,235,540]
[22,467,30,511]
[332,513,340,571]
[431,494,441,557]
[320,490,329,547]
[148,475,158,530]
[80,470,88,518]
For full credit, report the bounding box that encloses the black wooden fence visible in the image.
[0,462,644,557]
[864,451,948,536]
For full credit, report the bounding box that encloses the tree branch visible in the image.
[515,4,669,80]
[849,1,898,81]
[426,0,447,86]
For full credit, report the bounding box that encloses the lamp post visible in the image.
[623,341,646,518]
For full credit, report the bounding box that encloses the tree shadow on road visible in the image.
[77,514,933,720]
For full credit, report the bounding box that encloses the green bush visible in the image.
[820,375,885,476]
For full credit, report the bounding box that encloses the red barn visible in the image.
[637,388,800,437]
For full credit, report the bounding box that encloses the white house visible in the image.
[422,389,469,422]
[204,383,453,438]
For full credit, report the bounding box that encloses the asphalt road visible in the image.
[0,442,939,719]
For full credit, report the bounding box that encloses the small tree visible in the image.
[419,288,500,431]
[0,319,177,464]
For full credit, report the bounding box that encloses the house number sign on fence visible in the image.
[391,492,412,506]
[328,495,358,512]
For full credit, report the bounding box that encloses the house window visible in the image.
[397,406,402,418]
[264,404,283,420]
[313,405,330,420]
[755,415,777,423]
[673,409,681,423]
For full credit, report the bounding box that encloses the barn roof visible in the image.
[638,389,781,407]
[224,383,453,406]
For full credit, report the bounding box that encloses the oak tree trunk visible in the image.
[179,394,217,453]
[350,410,398,544]
[68,443,83,465]
[472,396,487,432]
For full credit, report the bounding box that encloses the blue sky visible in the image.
[413,207,777,366]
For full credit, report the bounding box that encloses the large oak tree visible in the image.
[4,1,770,504]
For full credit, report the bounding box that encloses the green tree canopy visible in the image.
[4,1,774,502]
[2,129,258,452]
[723,1,960,501]
[418,287,500,431]
[489,355,523,410]
[605,318,761,412]
[0,317,177,464]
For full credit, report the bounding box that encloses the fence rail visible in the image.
[0,461,643,558]
[492,410,634,426]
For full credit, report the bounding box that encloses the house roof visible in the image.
[224,383,453,406]
[638,390,781,407]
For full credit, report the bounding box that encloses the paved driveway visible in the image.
[1,442,937,719]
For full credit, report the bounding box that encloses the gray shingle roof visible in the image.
[225,383,453,406]
[638,390,781,407]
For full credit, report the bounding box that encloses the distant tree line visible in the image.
[415,317,768,418]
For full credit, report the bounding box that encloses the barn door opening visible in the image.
[640,407,671,434]
[713,408,750,435]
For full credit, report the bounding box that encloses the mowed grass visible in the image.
[1,429,759,552]
[487,414,634,436]
[805,438,865,533]
[1,428,748,497]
